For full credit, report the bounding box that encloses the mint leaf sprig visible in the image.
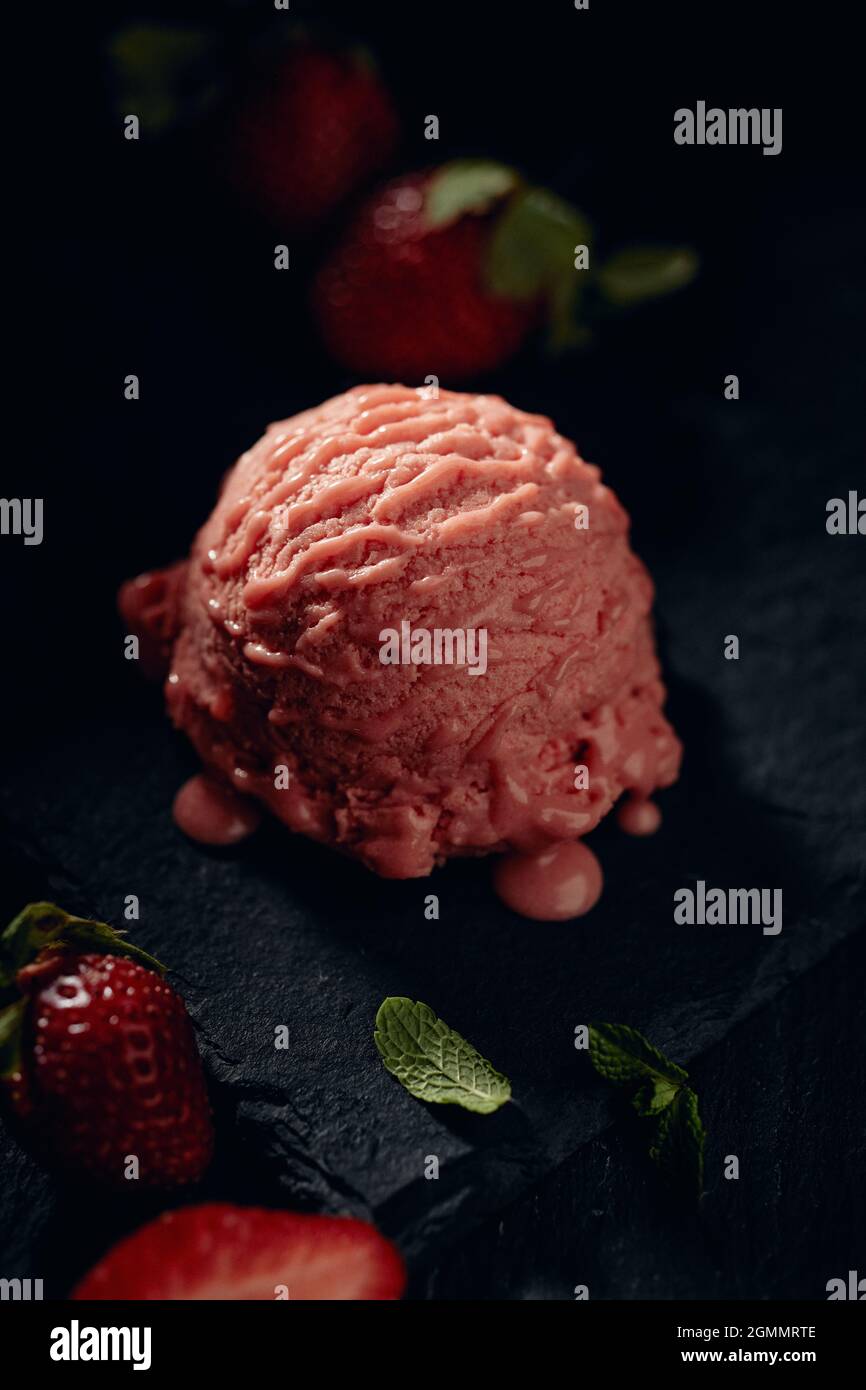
[588,1023,705,1198]
[374,997,511,1115]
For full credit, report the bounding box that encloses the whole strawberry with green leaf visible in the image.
[0,903,213,1189]
[313,159,698,381]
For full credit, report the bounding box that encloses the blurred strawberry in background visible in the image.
[313,160,698,382]
[108,26,399,234]
[313,165,538,381]
[106,27,696,381]
[218,43,399,233]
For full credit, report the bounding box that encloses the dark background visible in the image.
[2,0,864,1300]
[6,0,864,724]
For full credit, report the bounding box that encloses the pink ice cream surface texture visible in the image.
[153,384,681,877]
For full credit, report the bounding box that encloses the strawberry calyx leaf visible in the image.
[347,43,384,81]
[0,999,26,1082]
[484,183,595,348]
[106,23,220,136]
[0,902,165,1002]
[0,903,165,1082]
[425,159,522,230]
[424,163,597,346]
[423,163,698,347]
[597,245,700,306]
[485,185,592,303]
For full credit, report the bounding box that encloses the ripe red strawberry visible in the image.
[0,903,213,1189]
[313,160,700,381]
[220,44,399,232]
[312,168,536,381]
[72,1202,406,1300]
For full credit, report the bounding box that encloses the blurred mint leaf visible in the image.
[107,25,217,135]
[598,245,699,307]
[426,160,520,229]
[375,997,511,1114]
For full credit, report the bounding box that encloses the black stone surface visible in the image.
[419,924,866,1300]
[2,0,864,1299]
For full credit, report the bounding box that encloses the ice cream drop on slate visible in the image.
[492,841,604,921]
[172,773,262,847]
[119,384,681,918]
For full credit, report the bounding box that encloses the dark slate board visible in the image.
[1,441,863,1292]
[420,924,866,1300]
[3,5,865,1295]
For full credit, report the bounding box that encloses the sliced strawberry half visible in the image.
[73,1203,406,1301]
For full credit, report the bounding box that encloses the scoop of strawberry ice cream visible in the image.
[128,385,680,878]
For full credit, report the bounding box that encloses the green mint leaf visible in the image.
[588,1023,704,1200]
[649,1085,706,1198]
[597,246,699,307]
[374,997,511,1114]
[547,274,586,351]
[425,160,520,229]
[485,186,591,303]
[588,1022,689,1090]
